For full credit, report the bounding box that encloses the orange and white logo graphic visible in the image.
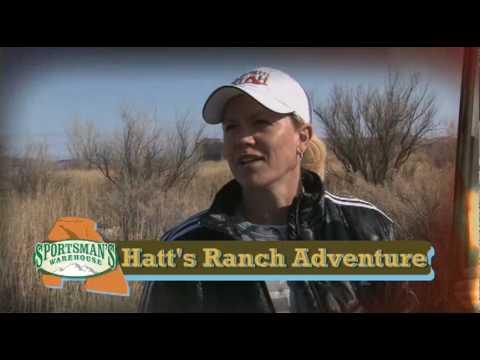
[33,217,129,296]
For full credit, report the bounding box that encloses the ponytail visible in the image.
[302,134,327,180]
[291,115,327,180]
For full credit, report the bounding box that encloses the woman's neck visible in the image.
[241,174,302,225]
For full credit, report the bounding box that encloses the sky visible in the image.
[0,47,465,159]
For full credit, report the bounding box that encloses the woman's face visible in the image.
[222,95,309,190]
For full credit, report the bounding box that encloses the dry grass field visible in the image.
[0,160,232,312]
[0,143,467,312]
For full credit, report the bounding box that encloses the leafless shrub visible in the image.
[6,143,56,195]
[422,135,457,169]
[65,118,99,169]
[325,152,453,242]
[75,107,205,240]
[316,71,438,185]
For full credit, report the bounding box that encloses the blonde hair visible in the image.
[291,114,327,180]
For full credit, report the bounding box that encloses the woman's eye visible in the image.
[224,124,237,132]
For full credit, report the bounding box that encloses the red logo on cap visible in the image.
[232,71,270,86]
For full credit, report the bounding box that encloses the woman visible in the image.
[139,67,415,313]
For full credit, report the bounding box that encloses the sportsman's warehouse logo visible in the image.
[33,240,118,278]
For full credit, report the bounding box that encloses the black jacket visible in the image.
[138,170,416,313]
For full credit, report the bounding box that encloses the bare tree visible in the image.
[315,72,438,185]
[65,118,99,169]
[74,107,205,240]
[91,108,204,189]
[162,116,206,190]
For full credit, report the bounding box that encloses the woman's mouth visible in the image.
[238,155,264,166]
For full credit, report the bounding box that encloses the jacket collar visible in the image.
[202,169,326,240]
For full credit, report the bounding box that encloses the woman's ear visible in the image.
[298,125,313,151]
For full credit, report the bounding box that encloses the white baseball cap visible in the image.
[202,67,312,125]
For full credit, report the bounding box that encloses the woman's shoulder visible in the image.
[323,191,393,224]
[161,210,209,241]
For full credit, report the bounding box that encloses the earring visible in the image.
[297,149,304,160]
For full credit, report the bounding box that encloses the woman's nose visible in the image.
[236,128,256,146]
